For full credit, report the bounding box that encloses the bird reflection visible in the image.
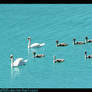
[11,67,20,79]
[28,47,45,58]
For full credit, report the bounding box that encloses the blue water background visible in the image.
[0,4,92,88]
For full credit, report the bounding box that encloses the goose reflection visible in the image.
[28,47,45,59]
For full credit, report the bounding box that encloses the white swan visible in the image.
[27,37,45,48]
[10,54,28,67]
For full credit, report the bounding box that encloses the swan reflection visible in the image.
[28,47,45,57]
[11,67,20,79]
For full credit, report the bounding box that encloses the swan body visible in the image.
[85,36,92,43]
[56,40,68,47]
[53,56,64,63]
[73,38,85,45]
[27,37,45,48]
[32,52,45,58]
[10,54,28,67]
[85,51,92,59]
[31,43,45,48]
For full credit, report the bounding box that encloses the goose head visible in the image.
[56,40,59,46]
[85,36,88,42]
[32,52,36,58]
[73,38,76,44]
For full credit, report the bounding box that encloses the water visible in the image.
[0,4,92,88]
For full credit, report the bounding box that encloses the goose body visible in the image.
[56,40,68,47]
[85,36,92,43]
[10,54,27,67]
[27,37,45,48]
[53,56,64,63]
[32,52,45,58]
[73,38,85,45]
[85,51,92,59]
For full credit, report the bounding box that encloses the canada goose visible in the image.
[53,56,64,63]
[56,40,68,47]
[85,36,92,43]
[85,51,92,59]
[27,37,45,48]
[73,38,85,45]
[32,52,45,58]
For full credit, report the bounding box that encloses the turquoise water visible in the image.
[0,4,92,88]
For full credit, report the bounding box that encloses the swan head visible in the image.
[27,37,31,40]
[10,54,13,59]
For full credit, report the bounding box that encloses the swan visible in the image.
[27,37,45,48]
[85,36,92,43]
[53,56,64,63]
[85,51,92,59]
[73,38,85,45]
[32,52,45,58]
[10,54,28,67]
[56,40,68,47]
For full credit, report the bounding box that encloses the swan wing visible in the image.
[23,59,28,62]
[40,43,45,47]
[31,43,40,48]
[13,58,23,66]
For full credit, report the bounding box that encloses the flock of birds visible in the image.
[10,36,92,67]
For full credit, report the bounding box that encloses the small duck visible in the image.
[53,56,64,63]
[73,38,85,45]
[32,52,45,58]
[85,36,92,43]
[56,40,68,47]
[85,51,92,59]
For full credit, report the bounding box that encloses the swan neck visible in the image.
[11,58,14,67]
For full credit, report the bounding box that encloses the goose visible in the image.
[85,36,92,43]
[85,51,92,59]
[10,54,28,67]
[53,56,64,63]
[73,38,85,45]
[27,37,45,48]
[56,40,68,47]
[32,52,45,58]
